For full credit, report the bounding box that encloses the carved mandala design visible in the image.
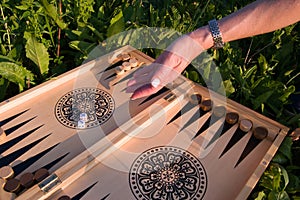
[129,146,207,200]
[55,88,114,129]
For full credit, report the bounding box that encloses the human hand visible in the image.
[126,34,205,100]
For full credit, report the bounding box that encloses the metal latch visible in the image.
[38,173,61,193]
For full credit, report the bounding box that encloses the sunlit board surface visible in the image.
[0,46,288,200]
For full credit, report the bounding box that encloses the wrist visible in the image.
[187,25,214,50]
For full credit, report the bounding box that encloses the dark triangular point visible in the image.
[101,193,110,200]
[167,102,196,125]
[102,60,123,73]
[234,135,262,167]
[41,152,70,171]
[139,87,169,106]
[205,122,234,149]
[192,114,222,139]
[5,116,37,136]
[104,73,117,80]
[71,182,98,200]
[219,129,247,158]
[112,72,134,86]
[0,133,51,168]
[0,109,29,127]
[179,109,208,132]
[0,125,43,154]
[12,143,60,176]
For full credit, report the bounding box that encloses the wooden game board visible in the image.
[0,46,288,200]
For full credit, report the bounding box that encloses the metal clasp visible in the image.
[38,173,61,193]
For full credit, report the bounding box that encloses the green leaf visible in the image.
[69,41,97,54]
[284,69,295,76]
[254,191,266,200]
[0,78,9,100]
[97,5,105,19]
[286,113,300,125]
[107,10,125,37]
[279,165,289,190]
[268,191,290,200]
[272,152,289,165]
[0,62,34,91]
[39,0,67,29]
[7,44,23,61]
[25,34,50,75]
[188,71,200,82]
[0,44,6,55]
[223,79,236,96]
[23,31,31,41]
[251,75,264,90]
[202,61,211,81]
[15,4,30,10]
[21,10,31,20]
[260,172,275,191]
[87,25,104,41]
[277,137,293,163]
[286,173,300,194]
[0,55,16,63]
[272,166,282,192]
[252,90,274,110]
[244,65,257,79]
[279,85,295,102]
[258,54,268,74]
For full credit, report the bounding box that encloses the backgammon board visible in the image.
[0,46,288,200]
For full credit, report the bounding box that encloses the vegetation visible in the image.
[0,0,299,199]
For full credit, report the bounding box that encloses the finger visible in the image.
[126,80,149,93]
[128,64,175,93]
[127,74,151,87]
[150,66,181,87]
[130,84,162,100]
[126,75,153,93]
[132,65,153,78]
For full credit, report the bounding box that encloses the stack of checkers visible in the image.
[115,53,145,75]
[0,166,52,198]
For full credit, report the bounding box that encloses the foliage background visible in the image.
[0,0,299,199]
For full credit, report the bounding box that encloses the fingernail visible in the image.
[130,95,137,100]
[151,78,160,88]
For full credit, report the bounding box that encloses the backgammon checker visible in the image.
[0,46,288,200]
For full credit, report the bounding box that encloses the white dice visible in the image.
[77,120,86,129]
[80,113,88,122]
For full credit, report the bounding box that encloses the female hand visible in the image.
[126,33,206,100]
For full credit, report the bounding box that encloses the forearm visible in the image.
[127,0,300,99]
[190,0,300,49]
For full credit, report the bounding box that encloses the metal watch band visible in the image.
[208,19,224,49]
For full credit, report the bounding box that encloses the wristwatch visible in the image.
[208,19,224,49]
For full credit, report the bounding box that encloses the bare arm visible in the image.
[127,0,300,100]
[190,0,300,49]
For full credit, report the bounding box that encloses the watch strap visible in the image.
[208,19,224,49]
